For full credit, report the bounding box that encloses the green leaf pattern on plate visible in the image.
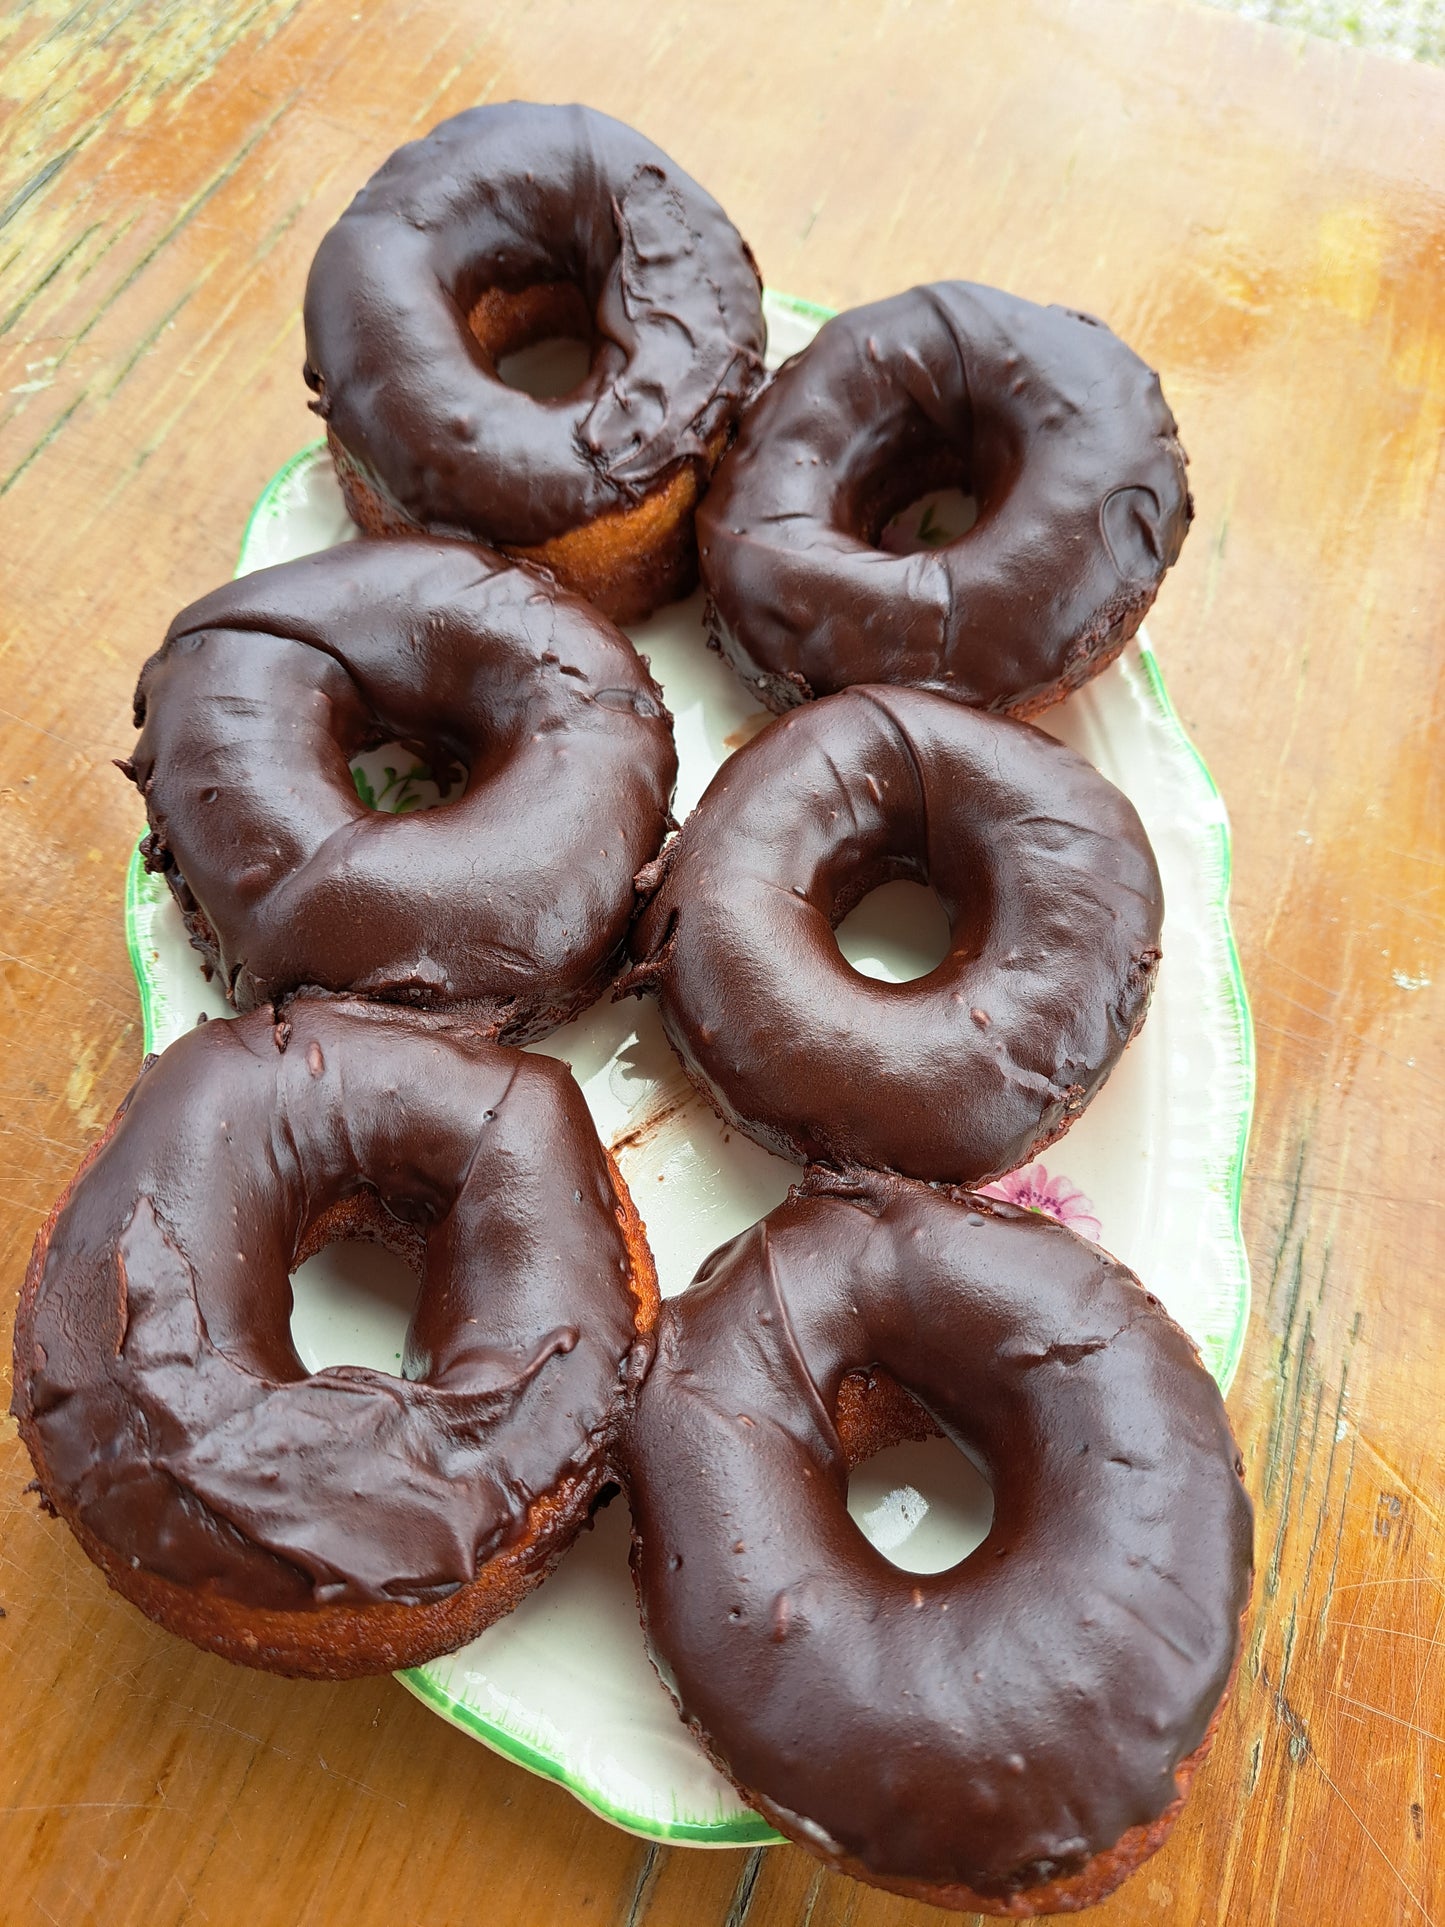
[352,760,434,813]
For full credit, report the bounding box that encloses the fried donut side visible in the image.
[303,101,766,622]
[621,1171,1252,1913]
[11,1002,658,1679]
[698,281,1191,715]
[622,685,1163,1185]
[126,537,677,1035]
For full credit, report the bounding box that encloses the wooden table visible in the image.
[2,2,1442,1921]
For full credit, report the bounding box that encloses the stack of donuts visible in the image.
[11,103,1252,1917]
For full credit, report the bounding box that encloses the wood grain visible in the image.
[1,1,1442,1923]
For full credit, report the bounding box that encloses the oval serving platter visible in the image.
[122,290,1254,1846]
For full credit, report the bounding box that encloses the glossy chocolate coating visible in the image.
[13,1002,649,1611]
[624,686,1163,1184]
[303,102,765,543]
[624,1171,1252,1900]
[699,282,1192,716]
[129,537,677,1034]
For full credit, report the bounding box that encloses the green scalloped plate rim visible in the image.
[399,1666,782,1845]
[1130,636,1254,1392]
[121,287,1254,1848]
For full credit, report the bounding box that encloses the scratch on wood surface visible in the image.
[0,215,140,431]
[1,1117,88,1157]
[1253,1011,1423,1080]
[721,1848,766,1927]
[1354,1431,1445,1534]
[104,285,196,397]
[1261,1658,1439,1924]
[796,1866,826,1927]
[0,147,84,233]
[1262,983,1334,1030]
[1332,1697,1445,1749]
[1301,1361,1350,1600]
[313,1754,405,1807]
[0,950,134,1023]
[171,1869,207,1925]
[0,388,89,496]
[1329,1621,1445,1644]
[1333,1576,1445,1596]
[1267,955,1343,1001]
[174,1705,271,1751]
[0,1800,173,1814]
[1252,1175,1441,1212]
[0,703,99,752]
[1306,1747,1438,1927]
[0,221,103,337]
[620,1842,662,1927]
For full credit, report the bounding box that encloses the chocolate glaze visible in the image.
[623,685,1163,1184]
[303,102,765,544]
[129,537,677,1033]
[624,1171,1252,1900]
[698,282,1192,716]
[12,1002,650,1611]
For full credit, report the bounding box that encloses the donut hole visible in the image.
[289,1238,421,1377]
[879,486,980,556]
[848,1438,995,1574]
[834,879,952,983]
[838,1372,994,1575]
[826,834,993,983]
[470,281,597,400]
[349,739,467,814]
[858,433,979,554]
[497,336,595,400]
[288,1192,424,1377]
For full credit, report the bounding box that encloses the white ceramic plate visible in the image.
[122,291,1254,1845]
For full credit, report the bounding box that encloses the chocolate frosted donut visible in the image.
[303,102,766,622]
[128,537,677,1035]
[12,1002,658,1678]
[624,1171,1252,1914]
[622,685,1163,1184]
[699,281,1191,715]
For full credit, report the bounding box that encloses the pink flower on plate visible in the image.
[978,1163,1102,1243]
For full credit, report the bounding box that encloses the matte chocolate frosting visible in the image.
[623,685,1163,1184]
[128,537,677,1034]
[624,1171,1253,1903]
[13,1002,651,1618]
[302,102,766,544]
[698,282,1192,716]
